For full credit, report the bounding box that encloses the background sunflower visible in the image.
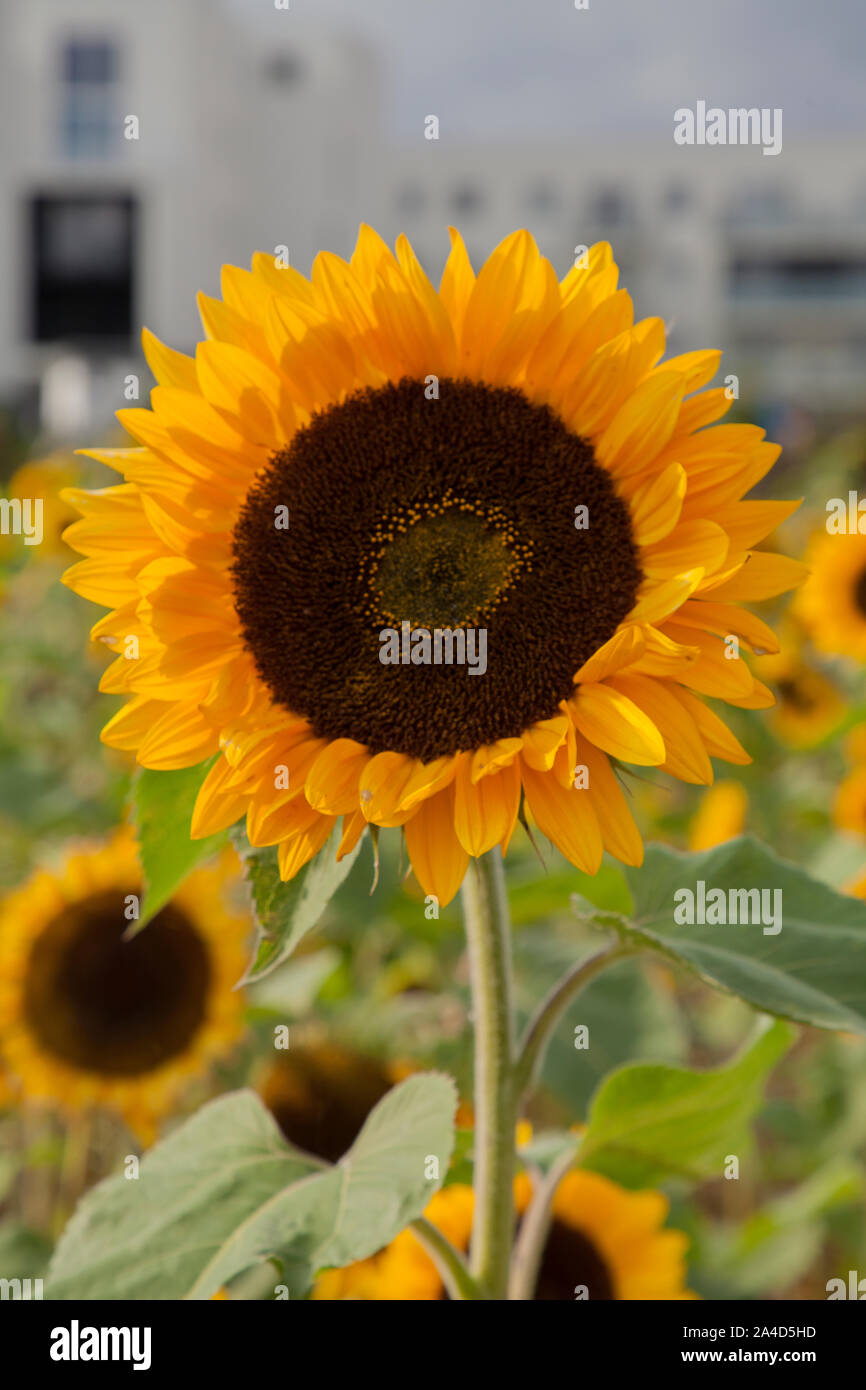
[0,831,248,1143]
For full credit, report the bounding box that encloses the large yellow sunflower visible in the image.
[62,228,804,905]
[313,1168,695,1300]
[0,832,248,1142]
[797,529,866,662]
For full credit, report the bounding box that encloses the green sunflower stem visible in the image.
[410,1218,485,1301]
[461,850,516,1300]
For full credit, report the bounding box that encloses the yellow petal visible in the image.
[609,674,712,784]
[570,682,665,766]
[579,741,644,866]
[358,751,415,825]
[521,760,603,874]
[629,463,687,545]
[574,626,646,683]
[454,756,521,856]
[519,718,568,772]
[396,755,459,811]
[306,738,370,815]
[404,784,469,906]
[703,552,809,602]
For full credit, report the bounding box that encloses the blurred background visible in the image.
[1,0,866,1301]
[0,0,863,443]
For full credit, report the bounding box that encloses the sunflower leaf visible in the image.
[577,1017,793,1187]
[130,758,230,930]
[232,825,363,983]
[606,836,866,1033]
[46,1075,456,1301]
[186,1070,457,1299]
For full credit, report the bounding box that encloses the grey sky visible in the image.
[236,0,865,140]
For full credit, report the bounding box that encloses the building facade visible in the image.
[0,0,863,438]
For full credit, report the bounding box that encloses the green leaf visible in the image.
[232,825,364,983]
[47,1074,456,1301]
[578,1017,793,1187]
[246,948,341,1017]
[130,759,230,928]
[701,1159,863,1297]
[0,1224,53,1280]
[47,1091,321,1300]
[187,1070,457,1298]
[607,836,866,1034]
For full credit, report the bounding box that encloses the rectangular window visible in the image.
[31,195,136,342]
[60,39,118,158]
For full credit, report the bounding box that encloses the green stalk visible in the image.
[461,850,516,1299]
[410,1218,485,1300]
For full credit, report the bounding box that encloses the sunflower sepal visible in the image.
[130,758,232,932]
[230,823,363,984]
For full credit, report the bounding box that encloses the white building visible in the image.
[379,137,866,416]
[0,0,863,438]
[0,0,381,433]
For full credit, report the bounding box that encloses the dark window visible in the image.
[527,182,558,214]
[263,52,306,85]
[31,195,136,342]
[452,185,482,217]
[663,183,691,214]
[63,40,115,83]
[589,188,629,226]
[61,39,118,157]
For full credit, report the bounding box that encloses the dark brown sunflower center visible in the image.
[533,1218,616,1300]
[231,377,642,762]
[261,1046,393,1163]
[855,566,866,618]
[23,890,211,1077]
[776,676,814,713]
[439,1215,616,1301]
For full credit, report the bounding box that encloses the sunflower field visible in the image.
[1,215,866,1336]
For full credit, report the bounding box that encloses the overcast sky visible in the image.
[236,0,864,141]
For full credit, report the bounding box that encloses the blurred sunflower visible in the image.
[313,1168,695,1300]
[688,779,748,851]
[63,227,803,905]
[834,766,866,837]
[832,728,866,837]
[755,643,844,749]
[257,1041,398,1162]
[797,529,866,662]
[258,1044,473,1160]
[0,832,247,1142]
[0,454,80,559]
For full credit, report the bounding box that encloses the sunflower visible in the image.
[797,529,866,662]
[688,779,748,851]
[62,228,803,905]
[0,832,248,1142]
[0,455,80,560]
[834,767,866,837]
[755,642,845,749]
[313,1168,695,1300]
[258,1044,473,1160]
[257,1041,398,1162]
